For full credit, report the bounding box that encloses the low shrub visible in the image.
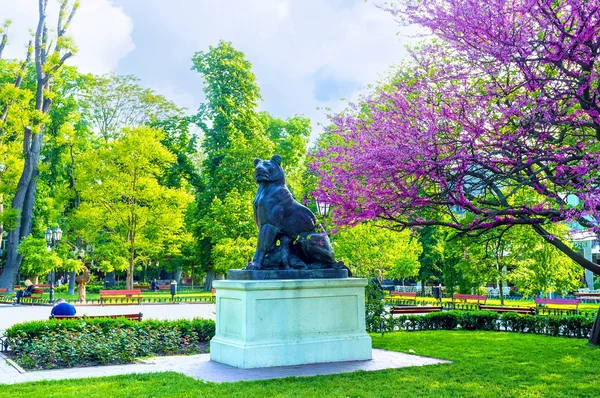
[389,310,594,338]
[4,317,215,370]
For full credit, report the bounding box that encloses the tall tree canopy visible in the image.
[0,0,79,291]
[314,0,600,276]
[190,41,310,286]
[73,126,192,289]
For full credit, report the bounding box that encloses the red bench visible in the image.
[50,313,143,321]
[535,298,579,313]
[99,289,142,306]
[574,292,600,301]
[0,288,9,301]
[480,305,535,315]
[388,291,418,303]
[453,293,488,305]
[36,284,52,290]
[17,289,45,305]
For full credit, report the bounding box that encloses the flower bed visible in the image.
[3,317,215,370]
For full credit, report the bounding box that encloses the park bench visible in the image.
[136,284,150,291]
[390,306,442,315]
[480,305,535,315]
[17,288,45,305]
[535,298,579,314]
[388,291,418,304]
[99,289,142,306]
[212,288,216,299]
[50,313,143,321]
[13,285,21,290]
[36,283,52,290]
[0,288,9,301]
[574,292,600,302]
[158,284,171,290]
[453,293,488,305]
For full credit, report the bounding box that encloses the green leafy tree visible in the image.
[333,222,421,279]
[73,126,192,289]
[0,0,79,291]
[191,41,311,286]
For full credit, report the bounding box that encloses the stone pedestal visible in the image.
[210,278,372,369]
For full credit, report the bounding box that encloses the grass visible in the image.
[2,330,599,397]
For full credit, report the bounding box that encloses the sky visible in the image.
[1,0,416,141]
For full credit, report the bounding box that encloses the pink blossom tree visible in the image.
[313,0,600,343]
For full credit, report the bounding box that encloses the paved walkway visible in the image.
[0,349,450,385]
[0,302,216,333]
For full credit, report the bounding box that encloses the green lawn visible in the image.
[2,331,599,397]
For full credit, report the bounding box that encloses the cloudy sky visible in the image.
[2,0,415,140]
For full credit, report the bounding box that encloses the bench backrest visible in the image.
[158,284,171,289]
[0,288,8,293]
[453,293,487,301]
[99,289,142,295]
[390,291,418,298]
[14,285,21,289]
[535,298,579,305]
[36,284,51,288]
[575,292,600,297]
[31,289,44,295]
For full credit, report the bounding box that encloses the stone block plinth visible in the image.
[210,278,372,369]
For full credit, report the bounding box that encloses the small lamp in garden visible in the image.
[45,226,62,303]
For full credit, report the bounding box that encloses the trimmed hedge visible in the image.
[4,317,215,370]
[375,310,594,338]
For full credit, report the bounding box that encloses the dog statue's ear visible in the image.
[254,158,261,167]
[271,154,282,165]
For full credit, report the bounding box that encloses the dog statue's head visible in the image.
[254,154,284,184]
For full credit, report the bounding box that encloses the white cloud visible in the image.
[1,0,134,74]
[135,0,416,140]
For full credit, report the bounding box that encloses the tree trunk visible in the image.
[126,261,134,290]
[68,271,76,295]
[589,309,600,346]
[204,268,216,291]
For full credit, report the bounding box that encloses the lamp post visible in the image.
[315,199,331,218]
[45,226,62,303]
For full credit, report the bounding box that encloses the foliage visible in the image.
[73,126,193,288]
[314,0,600,276]
[4,317,215,370]
[81,74,180,142]
[190,41,310,278]
[386,310,595,338]
[333,222,421,278]
[17,236,63,278]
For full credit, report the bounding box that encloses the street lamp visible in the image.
[315,199,331,218]
[45,226,62,303]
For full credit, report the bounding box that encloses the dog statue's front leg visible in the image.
[252,223,280,268]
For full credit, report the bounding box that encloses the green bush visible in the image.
[391,310,594,338]
[4,317,215,370]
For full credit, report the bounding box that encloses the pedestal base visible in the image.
[210,278,372,369]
